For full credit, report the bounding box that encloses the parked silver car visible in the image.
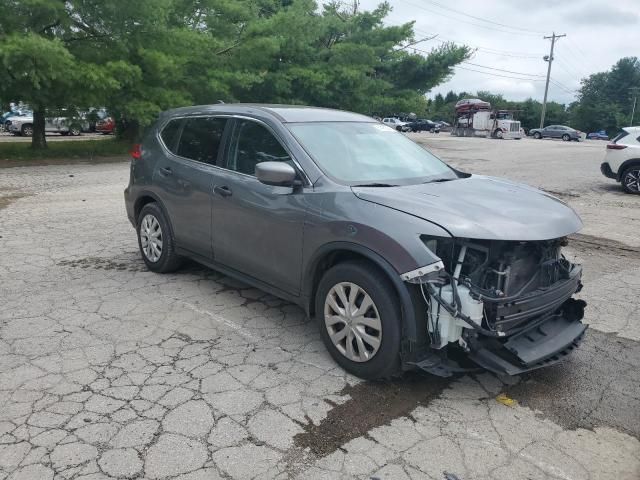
[125,104,587,380]
[529,125,582,141]
[8,112,89,136]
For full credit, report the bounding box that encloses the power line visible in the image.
[461,61,546,78]
[396,0,542,37]
[454,65,546,82]
[420,0,544,35]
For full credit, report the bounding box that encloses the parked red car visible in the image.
[95,117,115,134]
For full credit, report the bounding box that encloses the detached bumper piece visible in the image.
[467,312,587,376]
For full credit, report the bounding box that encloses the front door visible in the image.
[211,119,307,295]
[154,116,228,257]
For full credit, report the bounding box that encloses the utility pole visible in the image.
[630,87,640,126]
[540,32,566,128]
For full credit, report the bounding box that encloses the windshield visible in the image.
[288,122,456,185]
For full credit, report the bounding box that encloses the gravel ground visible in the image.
[0,135,638,480]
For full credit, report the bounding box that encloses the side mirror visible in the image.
[255,161,299,187]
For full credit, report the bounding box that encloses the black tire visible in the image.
[136,203,182,273]
[315,261,402,380]
[69,125,81,136]
[21,124,33,136]
[562,134,570,141]
[533,132,542,139]
[621,165,640,194]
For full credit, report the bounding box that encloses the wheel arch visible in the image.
[303,242,420,342]
[617,158,640,181]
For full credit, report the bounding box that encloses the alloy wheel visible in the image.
[624,168,640,192]
[324,282,382,362]
[140,214,163,262]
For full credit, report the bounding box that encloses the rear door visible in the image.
[211,118,307,294]
[154,116,229,257]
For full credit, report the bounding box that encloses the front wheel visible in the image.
[562,134,570,141]
[137,203,182,272]
[315,261,401,379]
[533,132,542,139]
[69,126,81,136]
[621,166,640,194]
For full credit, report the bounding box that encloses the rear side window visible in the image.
[176,117,227,164]
[611,131,629,144]
[160,119,182,154]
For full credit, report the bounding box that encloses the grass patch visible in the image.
[0,138,130,161]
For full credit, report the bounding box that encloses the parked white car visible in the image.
[8,113,89,137]
[382,117,410,132]
[600,126,640,194]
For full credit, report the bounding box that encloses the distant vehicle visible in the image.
[95,116,116,134]
[382,117,410,132]
[451,99,522,139]
[405,119,439,133]
[2,110,32,132]
[587,130,609,140]
[600,126,640,194]
[529,125,582,141]
[8,112,89,136]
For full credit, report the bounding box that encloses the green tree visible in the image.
[571,57,640,133]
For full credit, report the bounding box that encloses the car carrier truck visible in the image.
[451,98,522,139]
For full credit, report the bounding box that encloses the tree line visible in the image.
[0,0,470,149]
[427,57,640,134]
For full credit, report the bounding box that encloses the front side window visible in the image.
[176,117,227,164]
[288,122,455,185]
[226,120,291,175]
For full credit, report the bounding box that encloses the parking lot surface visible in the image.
[1,135,638,480]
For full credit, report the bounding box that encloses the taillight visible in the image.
[130,143,142,159]
[606,144,627,150]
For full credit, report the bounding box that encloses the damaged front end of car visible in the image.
[402,236,587,377]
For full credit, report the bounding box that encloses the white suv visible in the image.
[600,126,640,194]
[382,117,409,132]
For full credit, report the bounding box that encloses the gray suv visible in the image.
[125,104,587,379]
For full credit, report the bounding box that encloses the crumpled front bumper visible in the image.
[467,312,587,376]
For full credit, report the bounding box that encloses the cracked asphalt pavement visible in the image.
[1,136,638,479]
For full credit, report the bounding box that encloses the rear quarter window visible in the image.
[160,119,182,154]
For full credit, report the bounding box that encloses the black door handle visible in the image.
[159,166,172,176]
[214,185,232,197]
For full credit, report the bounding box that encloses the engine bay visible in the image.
[419,236,585,350]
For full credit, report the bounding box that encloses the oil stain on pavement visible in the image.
[294,372,452,456]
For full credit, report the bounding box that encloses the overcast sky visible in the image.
[357,0,640,104]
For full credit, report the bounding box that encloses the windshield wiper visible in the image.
[425,177,455,184]
[353,183,397,187]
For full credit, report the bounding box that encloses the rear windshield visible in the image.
[611,131,629,143]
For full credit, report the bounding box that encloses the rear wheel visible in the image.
[69,125,81,136]
[533,132,542,139]
[137,203,182,272]
[21,124,33,136]
[621,166,640,194]
[315,261,401,379]
[562,134,570,141]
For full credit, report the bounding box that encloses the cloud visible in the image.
[567,7,639,26]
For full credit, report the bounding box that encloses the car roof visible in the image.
[623,126,640,133]
[161,104,375,123]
